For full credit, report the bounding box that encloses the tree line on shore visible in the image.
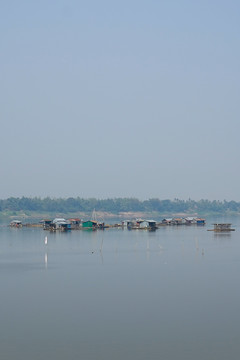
[0,197,240,215]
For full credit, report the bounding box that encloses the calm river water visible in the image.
[0,216,240,360]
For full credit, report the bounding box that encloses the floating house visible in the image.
[135,219,145,227]
[162,217,205,226]
[52,218,71,231]
[82,220,98,230]
[208,223,235,232]
[68,218,82,229]
[146,220,157,230]
[162,218,173,225]
[213,223,235,231]
[172,218,185,225]
[10,220,22,228]
[122,220,131,227]
[126,221,135,230]
[138,220,157,230]
[43,219,52,230]
[185,217,197,225]
[97,222,105,229]
[123,219,158,230]
[196,218,205,225]
[139,220,149,229]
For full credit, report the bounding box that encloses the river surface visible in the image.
[0,216,240,360]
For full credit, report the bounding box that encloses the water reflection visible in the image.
[44,252,48,269]
[213,232,232,239]
[195,237,199,251]
[0,219,240,360]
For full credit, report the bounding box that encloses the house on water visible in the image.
[10,220,22,228]
[208,223,235,232]
[196,218,206,225]
[146,220,157,230]
[213,223,235,231]
[52,218,71,231]
[82,220,98,230]
[43,219,52,230]
[68,218,82,229]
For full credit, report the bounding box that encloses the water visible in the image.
[0,217,240,360]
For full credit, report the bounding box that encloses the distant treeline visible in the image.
[0,197,240,215]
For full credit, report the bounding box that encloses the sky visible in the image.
[0,0,240,201]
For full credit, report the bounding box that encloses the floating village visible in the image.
[9,215,237,232]
[8,215,235,233]
[9,216,204,230]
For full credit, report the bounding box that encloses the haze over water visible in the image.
[0,217,240,360]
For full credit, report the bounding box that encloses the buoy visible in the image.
[45,236,48,245]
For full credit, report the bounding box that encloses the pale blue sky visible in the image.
[0,0,240,200]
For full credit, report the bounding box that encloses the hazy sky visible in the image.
[1,0,239,201]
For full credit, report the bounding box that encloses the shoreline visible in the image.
[1,210,240,223]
